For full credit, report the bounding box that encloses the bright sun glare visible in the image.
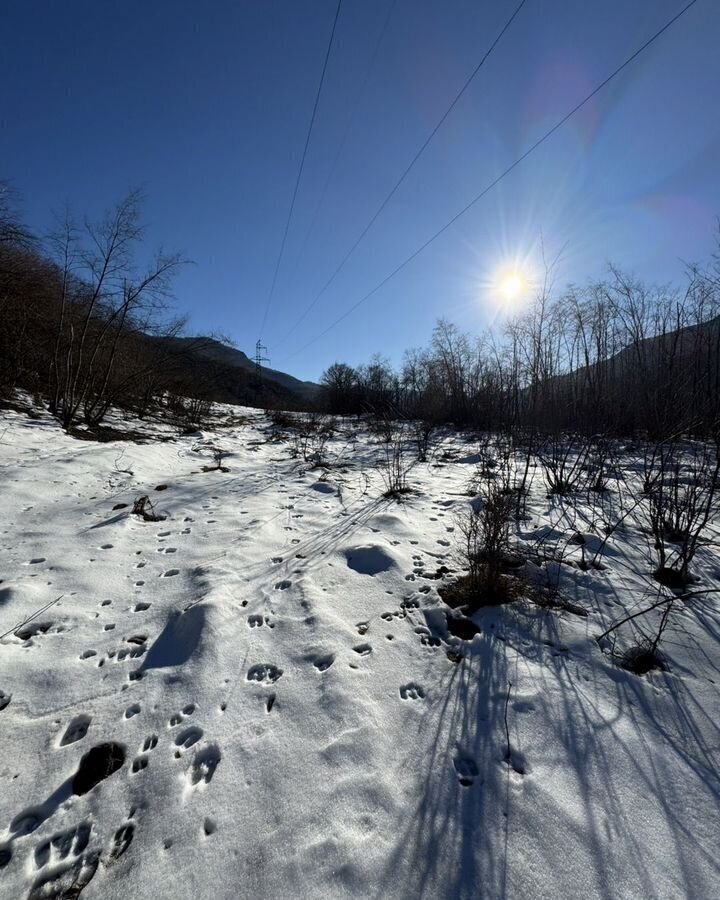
[495,270,528,304]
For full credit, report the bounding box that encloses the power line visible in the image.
[259,0,343,338]
[284,0,399,296]
[284,0,702,362]
[276,0,529,345]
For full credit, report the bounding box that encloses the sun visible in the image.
[496,270,528,304]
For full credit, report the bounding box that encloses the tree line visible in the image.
[320,239,720,438]
[0,183,233,430]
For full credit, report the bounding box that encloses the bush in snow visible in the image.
[444,483,516,609]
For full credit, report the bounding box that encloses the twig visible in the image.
[595,595,673,644]
[503,680,512,762]
[0,595,64,642]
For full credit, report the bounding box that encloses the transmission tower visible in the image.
[254,339,270,390]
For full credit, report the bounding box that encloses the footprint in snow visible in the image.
[59,714,91,746]
[187,744,221,789]
[142,734,158,752]
[168,704,196,727]
[28,852,99,898]
[15,621,54,641]
[453,756,479,787]
[246,664,283,683]
[34,821,92,869]
[174,726,204,753]
[399,683,426,701]
[312,654,335,672]
[108,823,134,861]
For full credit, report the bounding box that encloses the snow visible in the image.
[1,401,719,899]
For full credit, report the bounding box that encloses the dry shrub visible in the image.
[442,485,519,610]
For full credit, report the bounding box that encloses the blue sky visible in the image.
[2,0,719,380]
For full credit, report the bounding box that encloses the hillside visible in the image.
[163,337,320,402]
[151,335,321,409]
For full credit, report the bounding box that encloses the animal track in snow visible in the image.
[142,734,158,752]
[134,601,151,612]
[108,823,134,861]
[131,756,148,774]
[274,580,292,591]
[399,683,426,701]
[0,691,11,712]
[59,714,91,746]
[34,822,91,868]
[168,704,195,727]
[352,643,372,656]
[246,663,283,683]
[124,703,141,719]
[15,621,54,641]
[247,614,273,629]
[453,756,479,787]
[28,852,98,899]
[174,726,204,752]
[187,744,221,788]
[312,654,335,672]
[96,642,146,667]
[162,568,180,578]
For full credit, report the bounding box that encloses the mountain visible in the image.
[153,335,321,408]
[543,313,720,431]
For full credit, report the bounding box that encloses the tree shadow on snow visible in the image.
[378,601,720,900]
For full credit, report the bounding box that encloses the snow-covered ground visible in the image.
[1,402,719,900]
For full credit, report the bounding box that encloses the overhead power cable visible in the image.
[284,0,701,361]
[285,0,399,292]
[259,0,343,338]
[276,0,530,344]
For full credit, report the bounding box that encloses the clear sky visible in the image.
[2,0,719,380]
